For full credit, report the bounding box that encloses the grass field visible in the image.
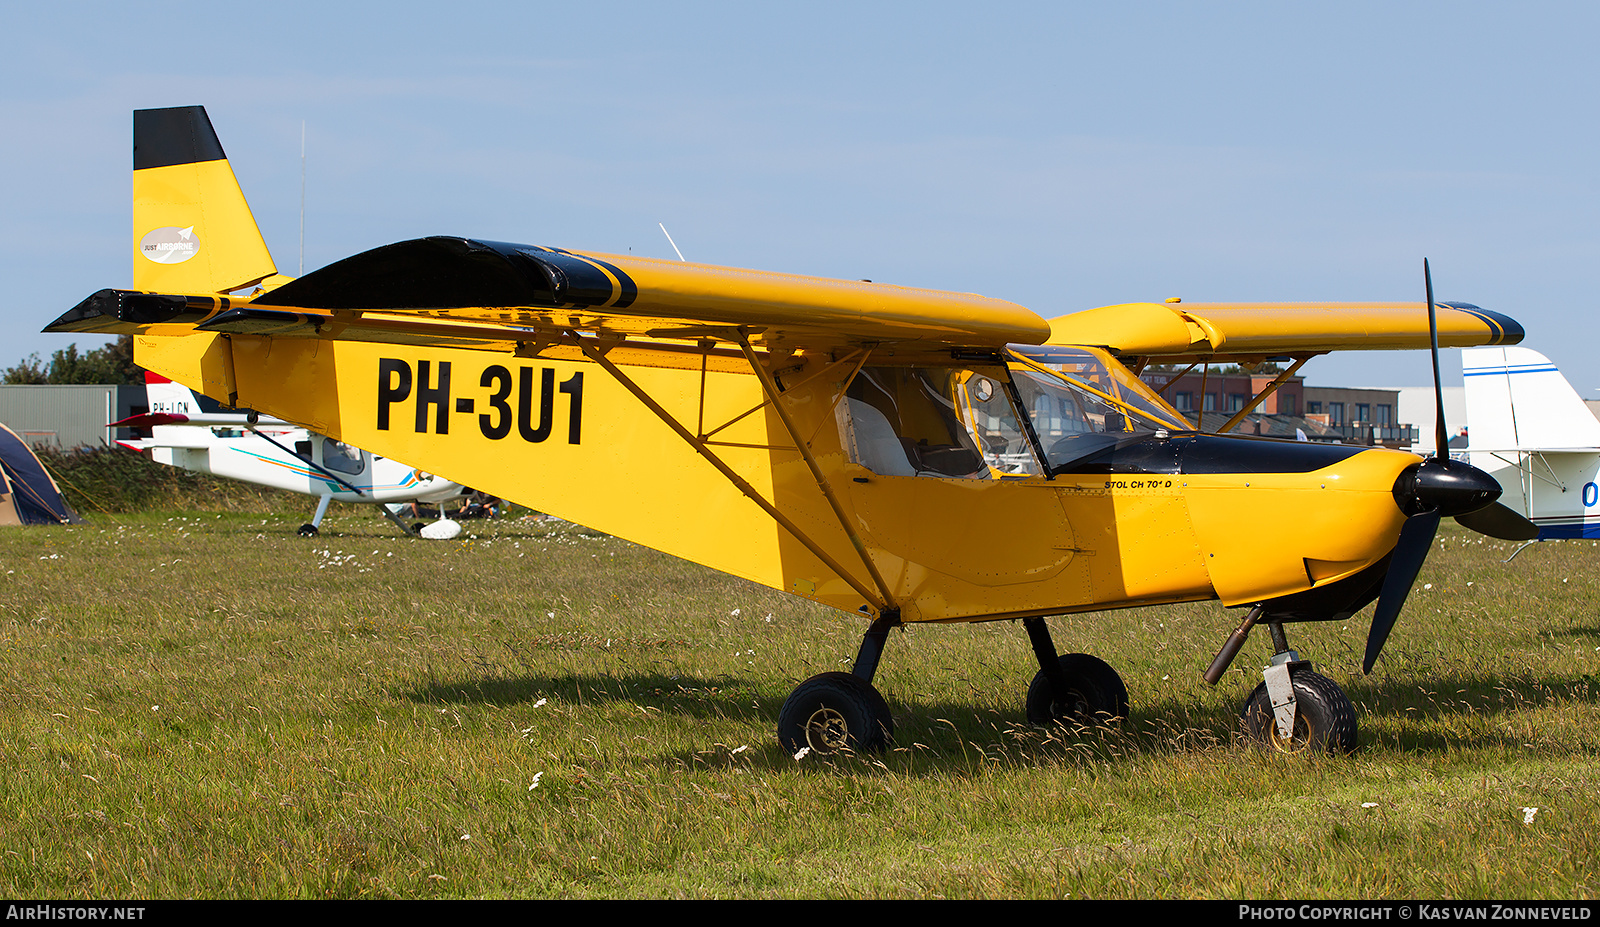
[1,505,1597,899]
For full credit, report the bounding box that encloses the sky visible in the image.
[4,2,1597,400]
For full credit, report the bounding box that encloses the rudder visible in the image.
[132,106,283,295]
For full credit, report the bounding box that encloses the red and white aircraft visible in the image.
[114,373,472,537]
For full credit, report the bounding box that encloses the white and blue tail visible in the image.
[1463,347,1600,539]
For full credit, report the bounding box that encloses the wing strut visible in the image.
[243,422,366,497]
[1216,356,1312,435]
[569,332,893,613]
[734,335,899,610]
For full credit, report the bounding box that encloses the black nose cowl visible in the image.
[1394,457,1502,517]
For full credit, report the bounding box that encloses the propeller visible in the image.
[1363,260,1524,673]
[1456,501,1540,541]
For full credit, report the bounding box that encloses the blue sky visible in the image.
[5,2,1596,395]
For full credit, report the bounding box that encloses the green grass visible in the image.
[0,510,1596,898]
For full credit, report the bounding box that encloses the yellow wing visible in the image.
[1047,300,1522,363]
[221,236,1052,351]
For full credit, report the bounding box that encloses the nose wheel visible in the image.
[1240,665,1357,754]
[1211,611,1359,754]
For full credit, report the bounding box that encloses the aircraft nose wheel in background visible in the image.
[297,523,318,537]
[1239,666,1358,754]
[1024,653,1129,726]
[777,672,893,755]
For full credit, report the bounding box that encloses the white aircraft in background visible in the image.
[1462,346,1600,542]
[113,373,473,538]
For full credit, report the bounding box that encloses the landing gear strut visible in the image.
[777,612,1133,755]
[1208,606,1358,754]
[298,494,332,537]
[777,612,898,755]
[1022,617,1128,725]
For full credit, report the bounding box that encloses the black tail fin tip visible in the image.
[133,106,225,170]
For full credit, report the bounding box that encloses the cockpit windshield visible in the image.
[835,348,1190,479]
[1002,347,1187,470]
[1009,346,1190,432]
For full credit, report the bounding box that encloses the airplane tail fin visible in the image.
[142,370,208,417]
[132,106,288,295]
[1463,347,1600,451]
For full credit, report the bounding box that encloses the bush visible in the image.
[32,445,303,515]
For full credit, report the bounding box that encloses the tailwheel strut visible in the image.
[776,611,897,756]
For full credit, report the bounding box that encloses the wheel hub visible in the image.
[1267,718,1310,754]
[803,706,851,752]
[1056,687,1091,721]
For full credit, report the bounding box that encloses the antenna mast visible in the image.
[659,222,686,262]
[298,121,306,276]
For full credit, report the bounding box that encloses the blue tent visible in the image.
[0,424,79,525]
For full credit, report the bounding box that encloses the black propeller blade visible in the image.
[1426,260,1449,458]
[1365,508,1440,673]
[1456,501,1540,541]
[1363,259,1509,673]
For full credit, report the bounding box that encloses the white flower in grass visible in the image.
[1523,807,1538,824]
[529,772,544,790]
[793,746,811,761]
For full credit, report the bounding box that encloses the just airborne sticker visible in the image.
[139,226,201,264]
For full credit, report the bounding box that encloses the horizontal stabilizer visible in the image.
[109,411,291,429]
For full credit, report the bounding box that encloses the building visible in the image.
[0,385,148,449]
[1141,367,1306,419]
[1301,386,1413,447]
[1139,368,1416,448]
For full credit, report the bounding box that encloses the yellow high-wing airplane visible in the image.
[48,106,1532,756]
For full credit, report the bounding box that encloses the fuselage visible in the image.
[123,327,1427,624]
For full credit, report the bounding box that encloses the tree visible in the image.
[3,335,144,385]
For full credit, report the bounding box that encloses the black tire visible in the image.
[297,524,318,537]
[1240,667,1358,755]
[1025,653,1129,725]
[777,672,892,755]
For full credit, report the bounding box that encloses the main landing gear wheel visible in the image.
[1025,653,1129,726]
[1240,667,1358,755]
[777,672,893,755]
[297,524,319,537]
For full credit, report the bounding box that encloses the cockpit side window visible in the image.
[322,438,366,475]
[840,367,989,479]
[961,372,1043,476]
